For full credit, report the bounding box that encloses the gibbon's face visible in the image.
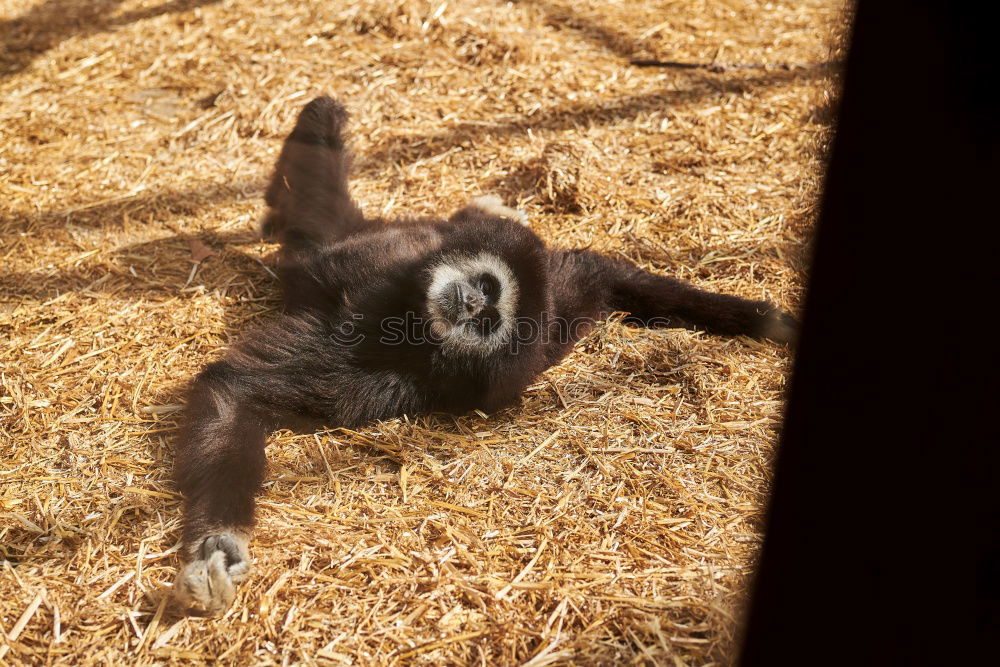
[425,253,520,354]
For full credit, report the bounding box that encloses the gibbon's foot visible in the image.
[469,195,529,226]
[173,532,250,615]
[760,309,799,345]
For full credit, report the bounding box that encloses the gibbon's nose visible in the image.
[453,282,484,316]
[463,288,484,314]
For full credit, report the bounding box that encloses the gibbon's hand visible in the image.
[173,532,250,615]
[760,308,799,346]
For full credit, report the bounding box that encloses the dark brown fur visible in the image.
[172,96,795,613]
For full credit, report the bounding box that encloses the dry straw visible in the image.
[1,0,848,663]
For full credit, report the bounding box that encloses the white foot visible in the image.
[173,532,250,615]
[469,195,529,226]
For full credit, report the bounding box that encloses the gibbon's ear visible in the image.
[451,195,529,226]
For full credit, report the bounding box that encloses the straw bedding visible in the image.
[0,0,847,663]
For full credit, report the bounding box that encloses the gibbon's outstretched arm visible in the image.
[259,96,369,253]
[171,312,435,614]
[171,361,269,615]
[549,249,797,345]
[172,316,335,614]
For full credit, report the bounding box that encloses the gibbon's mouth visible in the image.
[429,310,503,343]
[461,308,502,337]
[442,307,503,338]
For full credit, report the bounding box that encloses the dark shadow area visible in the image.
[740,2,997,665]
[0,0,220,79]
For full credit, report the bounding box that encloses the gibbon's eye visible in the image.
[478,274,499,300]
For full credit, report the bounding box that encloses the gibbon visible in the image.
[172,96,796,614]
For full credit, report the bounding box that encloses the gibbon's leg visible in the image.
[172,362,270,615]
[259,95,369,252]
[555,250,797,344]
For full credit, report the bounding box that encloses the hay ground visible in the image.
[0,1,847,664]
